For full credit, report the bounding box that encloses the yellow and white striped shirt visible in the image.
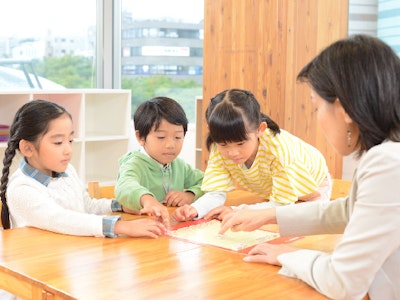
[201,129,329,204]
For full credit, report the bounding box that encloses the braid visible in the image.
[1,108,22,229]
[1,140,18,229]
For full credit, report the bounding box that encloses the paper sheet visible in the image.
[169,219,280,252]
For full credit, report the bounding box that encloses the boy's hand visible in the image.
[172,204,198,222]
[140,195,170,227]
[164,190,194,207]
[204,205,233,221]
[121,205,140,215]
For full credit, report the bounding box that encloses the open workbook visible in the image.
[168,219,301,253]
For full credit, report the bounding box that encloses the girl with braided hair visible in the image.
[1,100,166,237]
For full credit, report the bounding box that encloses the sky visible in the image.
[125,0,204,22]
[0,0,204,38]
[0,0,96,37]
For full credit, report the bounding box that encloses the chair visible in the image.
[86,179,351,202]
[87,181,115,199]
[330,178,352,200]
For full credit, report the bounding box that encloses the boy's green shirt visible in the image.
[115,150,204,210]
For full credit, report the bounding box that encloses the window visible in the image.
[120,0,204,123]
[120,0,204,167]
[348,0,400,56]
[0,0,97,89]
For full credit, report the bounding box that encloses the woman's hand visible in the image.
[243,243,299,266]
[219,208,277,234]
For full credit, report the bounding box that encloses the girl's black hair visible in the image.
[1,100,71,229]
[297,34,400,157]
[134,96,188,140]
[205,89,280,150]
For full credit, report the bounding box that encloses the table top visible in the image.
[0,191,341,299]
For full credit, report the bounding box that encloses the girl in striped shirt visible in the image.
[173,89,331,221]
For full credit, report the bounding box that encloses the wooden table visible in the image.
[0,191,342,300]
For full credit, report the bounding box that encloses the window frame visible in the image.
[97,0,121,88]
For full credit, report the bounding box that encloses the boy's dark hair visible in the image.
[297,34,400,157]
[205,89,280,150]
[134,96,188,140]
[1,100,71,229]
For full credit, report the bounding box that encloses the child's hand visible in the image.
[204,206,233,221]
[121,205,140,215]
[140,196,170,227]
[172,204,198,222]
[243,243,299,266]
[115,219,167,238]
[164,190,194,207]
[219,208,277,235]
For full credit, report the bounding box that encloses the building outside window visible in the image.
[120,1,204,123]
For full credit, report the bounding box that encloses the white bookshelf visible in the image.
[0,89,131,184]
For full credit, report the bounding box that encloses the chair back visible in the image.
[87,181,115,199]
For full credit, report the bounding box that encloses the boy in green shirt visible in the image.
[115,97,204,225]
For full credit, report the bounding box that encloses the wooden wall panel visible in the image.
[284,0,349,178]
[202,0,348,179]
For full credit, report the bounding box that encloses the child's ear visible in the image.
[257,122,268,137]
[19,140,34,157]
[135,130,145,146]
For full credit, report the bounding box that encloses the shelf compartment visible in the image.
[84,91,131,138]
[0,93,31,127]
[84,139,129,184]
